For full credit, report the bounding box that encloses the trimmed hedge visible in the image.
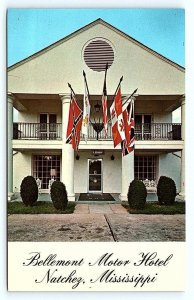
[20,176,38,206]
[50,181,68,210]
[157,176,177,205]
[127,179,147,209]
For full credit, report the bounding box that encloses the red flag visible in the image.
[66,93,83,151]
[122,98,135,155]
[110,87,125,147]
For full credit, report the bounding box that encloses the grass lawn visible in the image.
[122,201,185,214]
[8,201,76,214]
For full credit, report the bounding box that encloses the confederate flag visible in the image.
[110,86,125,147]
[122,98,135,155]
[66,93,83,151]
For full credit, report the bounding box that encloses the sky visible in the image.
[8,8,185,67]
[7,8,184,121]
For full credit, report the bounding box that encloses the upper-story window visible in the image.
[135,114,152,125]
[135,114,152,140]
[39,113,57,140]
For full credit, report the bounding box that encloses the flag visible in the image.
[66,93,83,151]
[110,86,125,147]
[101,65,108,137]
[122,98,135,155]
[82,72,91,142]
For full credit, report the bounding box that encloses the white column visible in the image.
[60,94,75,201]
[180,96,185,197]
[120,152,134,201]
[8,93,14,198]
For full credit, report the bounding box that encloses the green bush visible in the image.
[20,176,38,206]
[157,176,177,205]
[127,179,147,209]
[50,181,68,210]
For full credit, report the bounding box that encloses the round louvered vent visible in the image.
[83,39,114,72]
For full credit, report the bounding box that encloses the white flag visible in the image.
[82,78,91,142]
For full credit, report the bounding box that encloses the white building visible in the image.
[7,19,185,201]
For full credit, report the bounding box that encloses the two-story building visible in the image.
[7,19,185,201]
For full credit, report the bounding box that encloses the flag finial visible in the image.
[134,88,138,94]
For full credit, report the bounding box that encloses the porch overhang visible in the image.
[135,94,184,112]
[135,140,184,152]
[12,139,62,151]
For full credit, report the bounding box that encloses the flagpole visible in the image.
[122,88,138,107]
[104,62,108,89]
[83,70,90,96]
[83,70,91,124]
[111,76,123,103]
[68,83,76,97]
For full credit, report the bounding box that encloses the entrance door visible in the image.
[88,159,102,192]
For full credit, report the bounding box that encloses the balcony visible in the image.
[13,122,181,141]
[81,122,182,141]
[135,123,181,141]
[13,123,62,140]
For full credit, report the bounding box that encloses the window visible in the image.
[33,155,60,189]
[135,114,152,140]
[39,113,57,139]
[134,156,157,181]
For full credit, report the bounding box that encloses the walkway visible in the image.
[8,203,185,242]
[74,203,128,214]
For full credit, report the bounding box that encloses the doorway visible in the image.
[88,159,102,192]
[135,114,152,140]
[39,113,57,139]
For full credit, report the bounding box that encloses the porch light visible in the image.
[94,100,101,113]
[76,154,80,160]
[111,155,115,160]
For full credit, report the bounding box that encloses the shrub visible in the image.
[157,176,177,205]
[20,176,38,206]
[50,181,68,210]
[127,179,147,209]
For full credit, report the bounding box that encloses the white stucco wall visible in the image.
[12,150,181,194]
[8,21,184,95]
[18,99,62,123]
[13,152,32,191]
[74,151,122,193]
[154,113,172,123]
[159,152,181,192]
[17,97,173,124]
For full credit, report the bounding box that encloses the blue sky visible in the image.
[8,8,184,122]
[8,8,185,67]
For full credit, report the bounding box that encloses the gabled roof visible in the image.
[8,18,185,72]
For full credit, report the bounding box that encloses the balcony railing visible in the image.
[80,122,182,141]
[135,123,182,141]
[13,123,62,140]
[13,122,181,141]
